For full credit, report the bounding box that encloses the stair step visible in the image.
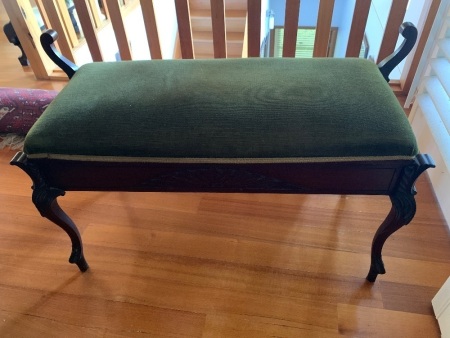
[190,9,246,32]
[194,40,243,55]
[192,31,244,42]
[189,0,247,11]
[194,52,243,59]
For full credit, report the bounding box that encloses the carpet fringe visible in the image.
[0,134,25,150]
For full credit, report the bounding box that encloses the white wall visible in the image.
[153,0,178,59]
[409,0,450,229]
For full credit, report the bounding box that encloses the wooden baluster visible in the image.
[55,0,78,48]
[2,0,54,79]
[283,0,301,57]
[87,0,104,28]
[42,0,76,62]
[73,0,103,61]
[247,0,261,57]
[140,0,162,59]
[345,0,371,57]
[313,0,335,57]
[242,14,249,58]
[403,0,441,94]
[100,0,111,25]
[34,0,52,30]
[377,0,409,63]
[175,0,194,59]
[105,0,132,60]
[211,0,227,58]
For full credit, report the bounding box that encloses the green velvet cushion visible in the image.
[24,58,418,161]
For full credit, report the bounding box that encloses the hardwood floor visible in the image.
[1,4,450,337]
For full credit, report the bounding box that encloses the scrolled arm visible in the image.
[40,29,79,79]
[378,22,418,82]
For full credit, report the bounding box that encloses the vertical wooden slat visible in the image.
[42,0,76,62]
[73,0,103,61]
[283,0,301,57]
[87,0,103,28]
[247,0,261,57]
[403,0,441,94]
[377,0,409,63]
[210,0,227,58]
[2,0,53,79]
[100,0,111,23]
[345,0,371,57]
[105,0,132,60]
[242,14,248,58]
[55,0,78,48]
[175,0,194,59]
[140,0,162,59]
[35,0,52,29]
[313,0,335,57]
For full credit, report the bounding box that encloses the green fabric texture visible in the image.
[24,58,418,160]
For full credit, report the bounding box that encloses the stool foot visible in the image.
[367,154,434,282]
[11,152,88,272]
[366,254,386,282]
[70,252,89,272]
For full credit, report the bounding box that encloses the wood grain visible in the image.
[376,0,409,63]
[283,0,301,57]
[140,0,162,59]
[73,0,104,61]
[210,0,227,58]
[105,0,132,60]
[247,0,261,57]
[314,0,335,57]
[345,0,371,57]
[175,0,194,59]
[0,3,448,334]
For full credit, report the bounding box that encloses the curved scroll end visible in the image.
[378,22,418,82]
[40,29,79,79]
[407,153,436,199]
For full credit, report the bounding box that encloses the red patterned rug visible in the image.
[0,87,58,149]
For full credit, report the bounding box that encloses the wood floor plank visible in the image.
[337,304,440,337]
[0,284,205,337]
[202,313,341,337]
[380,281,439,315]
[1,0,449,333]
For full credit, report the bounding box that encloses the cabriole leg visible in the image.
[367,154,434,282]
[10,152,88,272]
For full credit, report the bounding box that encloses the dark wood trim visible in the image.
[11,152,435,282]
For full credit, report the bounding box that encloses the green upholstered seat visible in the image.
[24,58,418,162]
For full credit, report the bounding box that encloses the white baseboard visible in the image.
[432,276,450,338]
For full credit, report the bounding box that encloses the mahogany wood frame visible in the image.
[11,22,434,283]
